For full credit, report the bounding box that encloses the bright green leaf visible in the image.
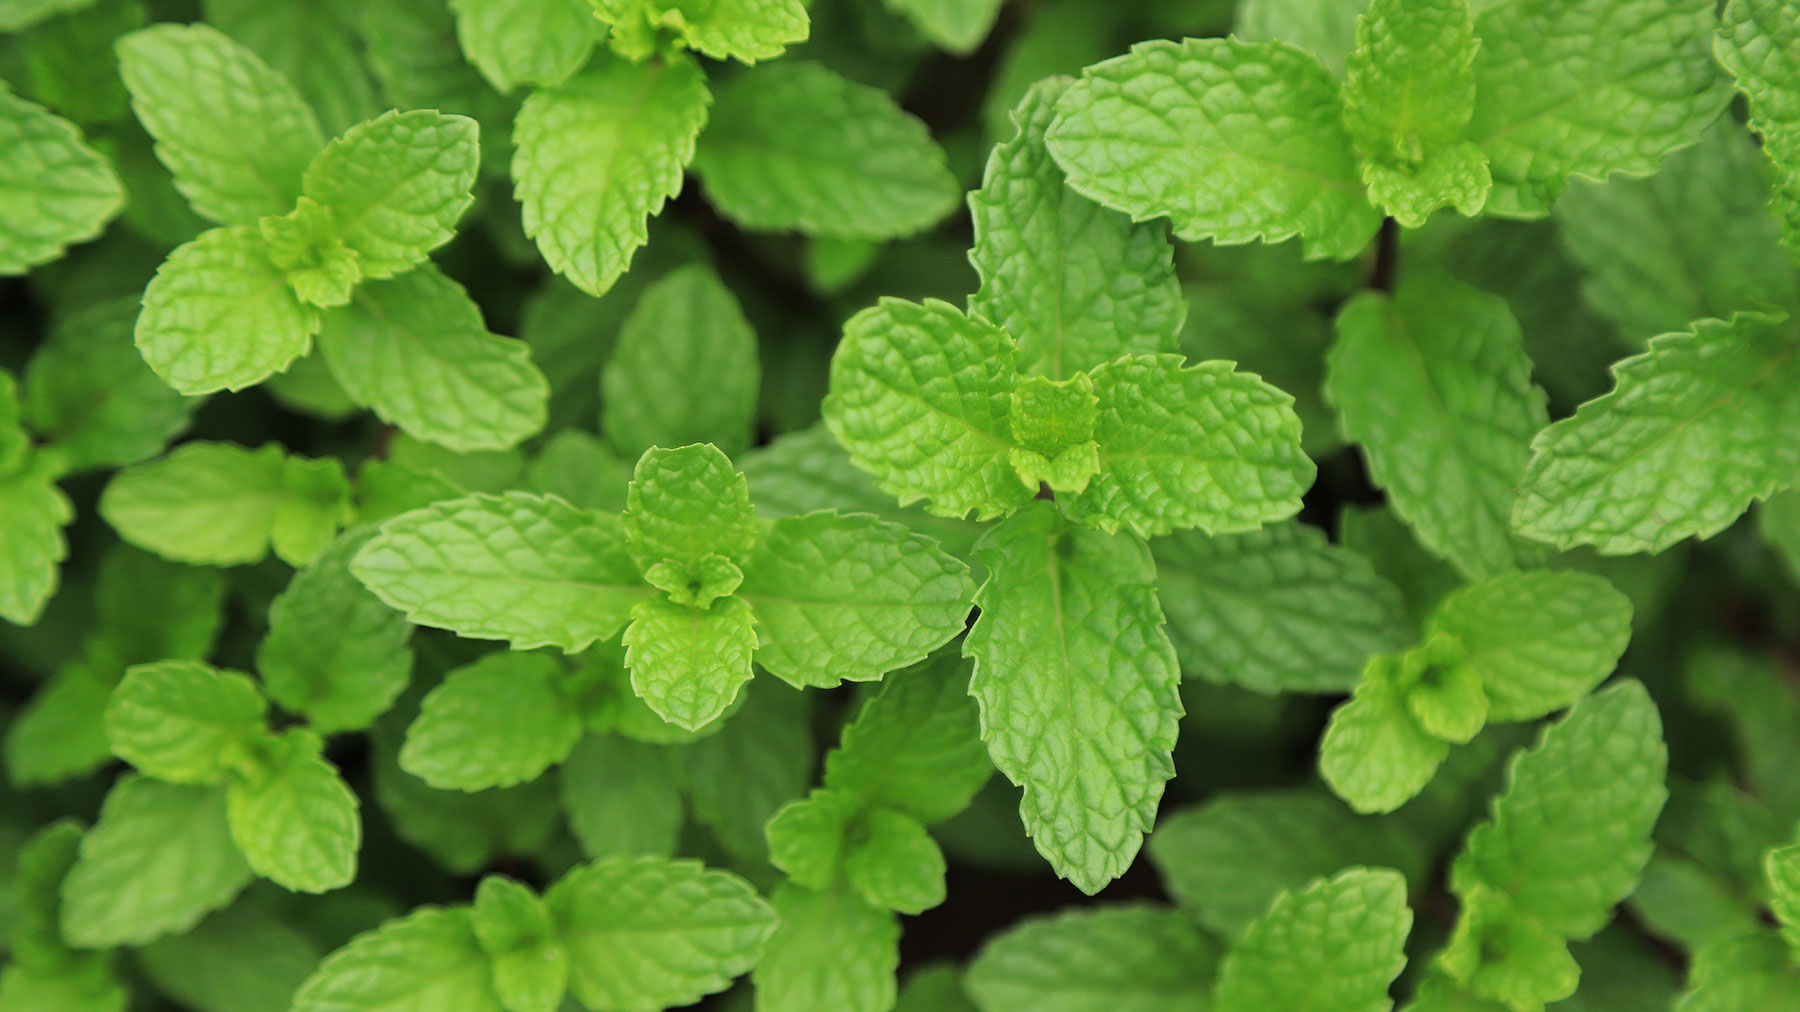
[1320,660,1450,814]
[290,906,503,1012]
[843,808,945,914]
[1215,867,1412,1012]
[823,653,991,825]
[401,651,582,791]
[472,876,567,1012]
[753,882,898,1012]
[0,84,124,274]
[622,595,757,731]
[0,455,73,626]
[448,0,598,93]
[225,728,360,893]
[103,659,265,784]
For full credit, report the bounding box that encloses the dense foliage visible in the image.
[3,0,1800,1009]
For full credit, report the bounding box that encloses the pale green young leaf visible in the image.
[60,776,253,947]
[895,965,976,1012]
[1154,522,1411,695]
[668,0,809,64]
[843,808,945,914]
[693,62,958,239]
[100,441,352,567]
[103,660,265,784]
[767,788,859,890]
[257,527,413,733]
[0,85,124,274]
[225,728,359,893]
[1327,279,1548,578]
[1215,867,1412,1012]
[1342,0,1488,225]
[1320,664,1450,814]
[1554,123,1800,338]
[824,298,1029,520]
[1151,790,1423,937]
[823,653,991,825]
[623,442,757,582]
[753,882,898,1012]
[738,512,974,691]
[1769,845,1800,958]
[0,455,72,626]
[472,876,567,1012]
[965,502,1180,893]
[1236,0,1363,76]
[559,734,684,859]
[1063,355,1313,538]
[22,298,195,471]
[290,906,503,1012]
[202,0,381,136]
[1467,0,1727,217]
[623,595,757,731]
[1715,0,1800,258]
[352,492,647,651]
[546,856,777,1011]
[969,78,1183,381]
[116,22,323,225]
[1045,38,1381,261]
[513,54,709,297]
[448,0,598,93]
[320,264,549,452]
[401,651,582,791]
[1438,884,1580,1010]
[1403,651,1487,745]
[602,263,760,457]
[684,680,813,862]
[134,225,320,394]
[1428,570,1632,722]
[965,905,1218,1012]
[300,109,478,279]
[1451,681,1667,939]
[881,0,999,54]
[1512,312,1800,554]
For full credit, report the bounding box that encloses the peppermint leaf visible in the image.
[753,882,899,1012]
[1717,0,1800,258]
[447,0,599,93]
[822,653,991,825]
[966,905,1218,1012]
[103,660,265,785]
[291,906,503,1012]
[0,454,73,626]
[401,651,582,791]
[1215,867,1412,1012]
[0,84,124,274]
[225,728,360,893]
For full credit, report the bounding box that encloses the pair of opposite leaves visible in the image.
[352,442,975,732]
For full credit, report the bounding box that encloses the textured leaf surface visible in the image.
[301,109,479,279]
[1046,37,1381,261]
[1451,681,1667,939]
[966,905,1217,1012]
[353,492,646,651]
[1512,312,1800,554]
[401,651,581,790]
[1151,790,1421,936]
[1717,0,1800,258]
[448,0,597,92]
[257,527,413,733]
[969,78,1182,381]
[547,856,777,1012]
[104,660,265,784]
[226,730,360,892]
[823,654,990,825]
[22,297,195,471]
[1674,932,1800,1012]
[824,298,1029,521]
[668,0,809,64]
[623,596,757,731]
[1428,570,1632,722]
[291,906,502,1012]
[0,86,124,274]
[1154,522,1411,695]
[320,265,548,452]
[60,776,252,948]
[1214,868,1412,1012]
[513,54,709,297]
[116,22,323,225]
[739,512,973,690]
[753,883,898,1012]
[965,503,1180,893]
[1341,0,1487,225]
[134,226,319,394]
[1237,0,1363,76]
[472,876,566,1012]
[1467,0,1727,217]
[1554,124,1800,338]
[0,456,72,626]
[1063,355,1313,538]
[842,808,945,914]
[693,61,958,240]
[622,443,756,581]
[1328,279,1547,578]
[603,264,759,457]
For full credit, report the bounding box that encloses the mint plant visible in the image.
[3,0,1800,1010]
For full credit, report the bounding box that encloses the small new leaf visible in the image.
[225,728,360,893]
